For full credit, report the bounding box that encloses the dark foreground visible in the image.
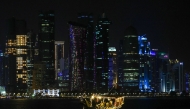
[0,97,190,109]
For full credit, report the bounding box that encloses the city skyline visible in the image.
[0,0,190,72]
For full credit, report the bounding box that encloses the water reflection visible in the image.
[1,97,190,109]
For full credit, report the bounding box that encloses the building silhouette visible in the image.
[4,17,27,92]
[94,13,111,92]
[68,21,87,92]
[26,31,37,92]
[150,49,160,92]
[77,13,95,92]
[38,10,55,88]
[108,47,118,91]
[122,26,139,92]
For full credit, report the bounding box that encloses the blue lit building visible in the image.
[94,13,111,92]
[108,47,117,91]
[185,72,190,92]
[138,35,151,91]
[169,59,184,92]
[158,52,170,92]
[149,49,160,92]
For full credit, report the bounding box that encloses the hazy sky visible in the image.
[1,0,190,70]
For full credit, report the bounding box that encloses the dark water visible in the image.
[1,97,190,109]
[123,97,190,109]
[0,98,83,109]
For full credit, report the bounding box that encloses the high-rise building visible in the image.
[138,35,151,91]
[185,72,190,92]
[77,13,94,92]
[158,52,169,92]
[38,10,55,88]
[68,21,87,91]
[150,49,160,92]
[169,59,184,92]
[54,41,64,80]
[122,26,139,91]
[0,48,4,86]
[108,47,118,90]
[95,13,111,92]
[54,41,69,91]
[32,62,46,89]
[4,17,27,92]
[26,31,37,92]
[118,39,123,90]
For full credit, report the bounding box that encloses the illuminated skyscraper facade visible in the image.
[54,41,64,80]
[122,26,139,91]
[38,10,55,88]
[158,52,169,92]
[169,59,184,92]
[77,13,94,91]
[4,18,28,92]
[138,35,151,91]
[68,21,87,91]
[54,41,69,91]
[95,13,111,92]
[108,47,118,90]
[150,49,160,92]
[26,31,37,92]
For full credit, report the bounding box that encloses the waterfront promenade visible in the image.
[1,92,189,99]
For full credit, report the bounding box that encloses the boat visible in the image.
[80,94,125,109]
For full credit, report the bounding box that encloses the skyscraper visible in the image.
[118,39,123,90]
[150,49,160,92]
[38,10,55,88]
[138,35,151,91]
[0,48,4,86]
[26,31,37,92]
[54,41,64,80]
[95,13,111,92]
[54,41,69,91]
[108,47,118,90]
[68,21,87,91]
[122,26,139,91]
[4,17,27,92]
[77,13,94,92]
[158,52,169,92]
[169,59,184,92]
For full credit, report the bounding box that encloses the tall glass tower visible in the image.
[77,13,94,92]
[4,17,28,92]
[38,10,55,88]
[138,35,151,91]
[95,13,111,92]
[122,26,139,92]
[68,21,87,92]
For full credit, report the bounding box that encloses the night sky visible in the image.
[0,0,190,71]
